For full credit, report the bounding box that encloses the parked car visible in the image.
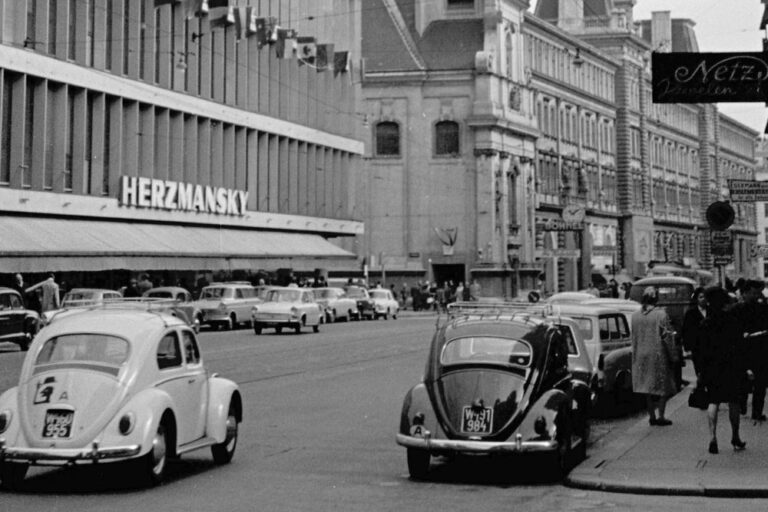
[313,287,358,323]
[0,306,242,489]
[0,287,41,351]
[251,287,323,334]
[368,289,399,320]
[396,307,591,480]
[142,287,203,333]
[191,282,261,330]
[42,288,125,324]
[344,286,375,320]
[545,292,597,304]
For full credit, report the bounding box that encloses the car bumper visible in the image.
[395,433,557,453]
[201,311,229,323]
[0,439,141,465]
[253,315,298,324]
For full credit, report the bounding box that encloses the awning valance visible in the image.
[0,217,356,273]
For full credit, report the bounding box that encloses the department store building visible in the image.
[0,0,365,290]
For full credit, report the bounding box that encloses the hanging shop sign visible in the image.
[652,52,768,104]
[119,176,249,216]
[727,179,768,202]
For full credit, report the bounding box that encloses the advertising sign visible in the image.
[119,176,249,216]
[727,179,768,202]
[710,230,734,266]
[537,219,584,232]
[652,52,768,103]
[750,244,768,259]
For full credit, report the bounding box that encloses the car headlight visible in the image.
[0,409,12,434]
[118,412,135,436]
[290,307,298,316]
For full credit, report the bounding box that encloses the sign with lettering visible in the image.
[652,52,768,103]
[537,219,585,232]
[750,244,768,259]
[727,179,768,202]
[119,176,249,216]
[710,230,734,266]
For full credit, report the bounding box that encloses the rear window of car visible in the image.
[36,334,129,366]
[441,336,532,367]
[566,317,593,341]
[201,287,233,299]
[147,291,173,299]
[265,289,301,302]
[370,290,389,300]
[345,288,367,299]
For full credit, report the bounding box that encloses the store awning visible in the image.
[0,217,356,273]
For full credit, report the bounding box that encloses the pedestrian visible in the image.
[730,279,768,421]
[10,273,25,306]
[26,273,61,313]
[698,286,747,454]
[455,282,465,302]
[681,287,707,376]
[469,279,481,301]
[585,282,600,297]
[631,286,679,426]
[123,278,141,298]
[608,279,620,299]
[137,273,154,294]
[622,282,633,300]
[435,283,447,313]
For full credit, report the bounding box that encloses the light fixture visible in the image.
[573,48,584,67]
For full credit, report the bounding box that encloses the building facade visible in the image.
[0,0,365,290]
[361,0,758,297]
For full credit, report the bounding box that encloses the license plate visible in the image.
[42,409,74,438]
[461,406,493,434]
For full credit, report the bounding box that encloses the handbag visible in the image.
[688,385,709,410]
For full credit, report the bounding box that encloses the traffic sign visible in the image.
[705,201,735,231]
[710,230,734,266]
[727,179,768,202]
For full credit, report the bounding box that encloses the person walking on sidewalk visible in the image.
[730,279,768,421]
[699,286,747,454]
[631,286,679,426]
[682,286,707,376]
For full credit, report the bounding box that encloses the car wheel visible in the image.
[140,420,168,486]
[543,416,571,482]
[329,310,336,323]
[346,311,354,322]
[0,462,28,490]
[383,309,389,320]
[406,448,430,479]
[313,322,320,333]
[275,326,283,334]
[225,314,236,331]
[295,319,303,334]
[253,322,262,335]
[211,402,239,465]
[393,309,398,320]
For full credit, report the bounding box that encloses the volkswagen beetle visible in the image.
[0,305,242,489]
[396,303,590,480]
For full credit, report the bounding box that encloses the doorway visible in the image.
[432,264,466,288]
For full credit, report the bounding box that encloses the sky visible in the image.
[530,0,768,134]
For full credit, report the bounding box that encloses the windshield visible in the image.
[369,291,389,300]
[62,292,99,306]
[315,289,335,299]
[36,334,129,366]
[146,291,173,299]
[566,317,593,341]
[265,289,302,302]
[346,288,367,299]
[200,287,233,300]
[441,336,532,367]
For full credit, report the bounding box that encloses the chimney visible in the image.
[558,0,583,32]
[651,11,672,52]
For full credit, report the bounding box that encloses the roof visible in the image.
[632,276,697,286]
[417,19,483,70]
[40,308,184,341]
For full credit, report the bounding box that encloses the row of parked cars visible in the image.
[0,282,403,351]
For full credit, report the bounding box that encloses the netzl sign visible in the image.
[119,176,249,216]
[652,52,768,103]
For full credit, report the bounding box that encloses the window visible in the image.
[434,121,459,156]
[447,0,474,9]
[37,334,129,366]
[157,332,182,369]
[182,331,200,365]
[763,203,768,217]
[374,121,400,157]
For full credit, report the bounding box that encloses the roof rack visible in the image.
[446,301,543,321]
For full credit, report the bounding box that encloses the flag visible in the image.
[296,36,316,65]
[254,16,278,48]
[275,29,298,59]
[209,5,235,29]
[182,0,207,18]
[265,17,279,44]
[154,0,179,8]
[333,51,350,76]
[316,43,334,71]
[234,6,256,40]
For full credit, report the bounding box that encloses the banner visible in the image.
[316,43,334,71]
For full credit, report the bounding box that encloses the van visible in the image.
[628,276,697,339]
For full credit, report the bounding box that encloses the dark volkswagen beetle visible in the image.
[396,308,590,480]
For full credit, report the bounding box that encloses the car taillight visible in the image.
[118,412,135,435]
[0,410,11,433]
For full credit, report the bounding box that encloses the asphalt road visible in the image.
[0,315,762,511]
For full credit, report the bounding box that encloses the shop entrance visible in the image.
[432,264,466,288]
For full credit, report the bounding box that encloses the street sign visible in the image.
[710,230,734,266]
[750,244,768,258]
[705,201,735,231]
[727,179,768,201]
[652,52,768,104]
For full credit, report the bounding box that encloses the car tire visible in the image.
[543,415,571,482]
[383,310,389,320]
[329,310,336,323]
[313,322,320,333]
[211,402,239,465]
[406,448,430,479]
[253,322,262,335]
[225,314,236,331]
[393,310,398,320]
[295,320,303,334]
[0,462,28,490]
[140,420,169,486]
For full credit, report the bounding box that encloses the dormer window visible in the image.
[447,0,474,9]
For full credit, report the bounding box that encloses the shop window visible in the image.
[375,121,400,157]
[434,121,459,157]
[447,0,474,9]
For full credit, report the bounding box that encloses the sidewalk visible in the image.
[566,366,768,497]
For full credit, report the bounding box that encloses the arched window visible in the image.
[375,121,400,157]
[434,121,460,156]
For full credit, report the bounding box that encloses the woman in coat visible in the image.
[631,287,679,426]
[698,286,747,454]
[681,287,707,375]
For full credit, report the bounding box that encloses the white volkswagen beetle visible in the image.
[0,306,242,489]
